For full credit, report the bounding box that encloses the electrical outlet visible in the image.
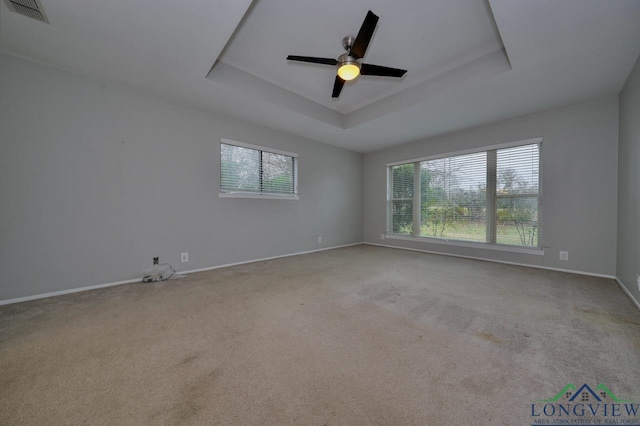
[559,251,569,261]
[637,275,640,291]
[181,252,188,263]
[317,236,322,244]
[153,257,159,265]
[381,233,385,240]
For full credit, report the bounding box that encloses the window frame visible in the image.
[386,137,542,253]
[219,138,299,200]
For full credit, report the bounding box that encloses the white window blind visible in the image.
[388,140,541,248]
[390,163,414,234]
[221,144,260,193]
[495,144,540,246]
[220,140,298,198]
[420,152,487,241]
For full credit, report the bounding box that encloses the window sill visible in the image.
[219,192,299,200]
[384,233,545,255]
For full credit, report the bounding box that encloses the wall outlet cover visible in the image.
[381,234,385,240]
[181,252,188,263]
[317,236,322,244]
[559,251,569,261]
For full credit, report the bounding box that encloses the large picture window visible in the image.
[388,139,541,248]
[220,139,298,199]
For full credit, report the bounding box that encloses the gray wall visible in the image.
[0,54,363,301]
[363,97,619,276]
[617,54,640,303]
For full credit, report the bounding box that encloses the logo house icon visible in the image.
[538,383,630,404]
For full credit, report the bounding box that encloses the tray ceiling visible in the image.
[1,0,639,152]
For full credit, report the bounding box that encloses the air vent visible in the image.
[3,0,49,24]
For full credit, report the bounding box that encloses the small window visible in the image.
[220,139,298,199]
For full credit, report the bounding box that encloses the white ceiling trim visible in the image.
[208,48,511,129]
[345,48,511,128]
[207,60,344,128]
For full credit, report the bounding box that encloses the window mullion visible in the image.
[412,162,421,237]
[486,150,497,244]
[291,157,295,194]
[259,151,263,194]
[386,167,392,233]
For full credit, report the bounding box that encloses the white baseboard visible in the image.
[363,242,616,279]
[614,278,640,311]
[0,242,363,306]
[179,242,362,275]
[0,278,142,306]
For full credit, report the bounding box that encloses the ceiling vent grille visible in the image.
[3,0,49,24]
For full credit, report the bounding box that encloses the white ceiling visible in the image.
[1,0,640,153]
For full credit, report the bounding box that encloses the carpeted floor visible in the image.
[1,245,639,425]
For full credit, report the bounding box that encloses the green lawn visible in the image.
[396,221,538,247]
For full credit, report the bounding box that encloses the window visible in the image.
[388,139,541,248]
[220,139,298,199]
[391,163,415,234]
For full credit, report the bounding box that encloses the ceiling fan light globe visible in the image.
[338,64,360,81]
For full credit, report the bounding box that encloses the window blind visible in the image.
[391,164,414,234]
[420,152,487,241]
[220,142,297,197]
[261,151,296,194]
[221,143,260,193]
[495,144,540,246]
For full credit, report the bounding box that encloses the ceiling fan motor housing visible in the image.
[342,36,356,51]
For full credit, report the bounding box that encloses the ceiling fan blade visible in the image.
[361,63,407,78]
[350,10,379,59]
[287,55,337,66]
[332,76,345,98]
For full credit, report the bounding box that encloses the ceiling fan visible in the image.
[287,10,407,98]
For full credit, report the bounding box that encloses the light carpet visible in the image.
[1,245,639,425]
